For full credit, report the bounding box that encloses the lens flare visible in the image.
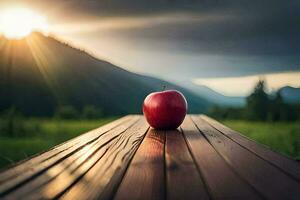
[0,7,48,39]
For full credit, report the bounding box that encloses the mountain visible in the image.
[0,32,210,116]
[279,86,300,103]
[177,81,245,107]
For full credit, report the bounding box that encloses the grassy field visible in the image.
[0,119,299,170]
[0,118,116,170]
[222,120,300,160]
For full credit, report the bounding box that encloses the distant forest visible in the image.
[2,80,300,122]
[209,80,300,121]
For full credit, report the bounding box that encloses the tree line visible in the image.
[0,105,104,137]
[1,105,104,120]
[208,80,300,121]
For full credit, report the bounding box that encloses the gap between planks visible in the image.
[0,115,133,184]
[114,120,210,200]
[0,115,141,198]
[181,116,262,200]
[191,115,300,200]
[200,114,300,182]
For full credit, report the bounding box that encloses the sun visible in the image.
[0,7,48,39]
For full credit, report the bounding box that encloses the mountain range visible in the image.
[180,82,246,107]
[190,85,300,106]
[1,32,299,117]
[279,86,300,103]
[0,32,210,116]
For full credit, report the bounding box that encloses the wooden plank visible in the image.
[165,129,209,200]
[0,116,139,197]
[192,115,300,200]
[0,115,132,184]
[114,128,165,200]
[181,116,261,199]
[57,117,149,200]
[3,116,142,199]
[200,115,300,181]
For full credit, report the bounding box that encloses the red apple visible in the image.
[143,90,187,130]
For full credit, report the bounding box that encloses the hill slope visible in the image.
[279,86,300,103]
[181,83,245,107]
[0,33,210,116]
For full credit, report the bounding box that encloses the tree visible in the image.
[208,105,245,120]
[55,106,79,119]
[269,91,285,121]
[245,80,269,121]
[82,105,103,119]
[0,107,27,137]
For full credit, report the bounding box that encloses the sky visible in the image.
[1,0,300,96]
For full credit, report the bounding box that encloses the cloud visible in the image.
[35,0,300,58]
[6,1,300,56]
[193,72,300,96]
[2,0,300,80]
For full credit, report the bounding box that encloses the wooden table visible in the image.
[0,115,299,200]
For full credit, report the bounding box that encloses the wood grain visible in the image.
[181,116,261,200]
[0,115,132,184]
[0,116,139,198]
[165,129,209,200]
[1,115,300,200]
[192,115,300,200]
[200,114,300,181]
[114,128,165,200]
[58,117,149,200]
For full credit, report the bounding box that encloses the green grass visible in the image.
[222,120,300,160]
[1,118,299,170]
[0,118,116,170]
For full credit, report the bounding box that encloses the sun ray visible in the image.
[25,34,63,104]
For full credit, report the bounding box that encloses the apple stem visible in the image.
[162,85,166,91]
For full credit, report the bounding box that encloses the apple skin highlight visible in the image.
[143,90,188,130]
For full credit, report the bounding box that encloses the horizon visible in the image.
[1,31,299,98]
[1,1,300,97]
